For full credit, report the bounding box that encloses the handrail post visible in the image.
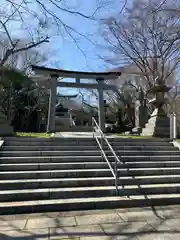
[114,155,118,196]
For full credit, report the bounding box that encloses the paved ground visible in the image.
[1,205,180,239]
[55,132,96,138]
[54,132,128,138]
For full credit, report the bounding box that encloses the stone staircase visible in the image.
[0,137,180,215]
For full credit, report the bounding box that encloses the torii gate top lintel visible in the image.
[32,65,121,80]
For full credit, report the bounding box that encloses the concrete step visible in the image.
[3,137,171,145]
[121,175,180,185]
[0,194,180,215]
[4,141,98,146]
[0,162,121,171]
[2,184,180,202]
[112,138,170,143]
[109,141,172,146]
[113,151,180,157]
[120,155,180,161]
[2,161,180,171]
[3,143,173,149]
[1,150,180,157]
[2,145,101,151]
[0,156,105,163]
[122,161,180,168]
[3,137,96,142]
[2,145,177,151]
[0,169,114,180]
[0,150,102,157]
[2,175,180,190]
[0,155,180,164]
[2,167,180,180]
[3,140,173,147]
[0,186,118,202]
[0,177,118,190]
[4,136,170,140]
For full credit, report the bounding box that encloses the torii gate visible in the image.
[32,65,121,133]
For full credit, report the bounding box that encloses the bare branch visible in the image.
[0,37,49,67]
[0,0,112,68]
[101,0,179,90]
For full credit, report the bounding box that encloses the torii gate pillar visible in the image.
[47,75,57,133]
[97,79,105,132]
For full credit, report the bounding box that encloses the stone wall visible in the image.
[0,107,13,136]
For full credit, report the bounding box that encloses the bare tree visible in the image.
[101,0,180,89]
[0,39,47,72]
[0,0,116,67]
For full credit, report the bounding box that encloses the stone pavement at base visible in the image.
[1,206,180,240]
[54,132,126,138]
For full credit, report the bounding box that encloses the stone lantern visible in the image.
[141,78,171,137]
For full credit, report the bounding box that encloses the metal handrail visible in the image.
[95,135,116,178]
[92,118,121,164]
[92,117,120,195]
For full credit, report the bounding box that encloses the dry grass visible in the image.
[16,132,52,138]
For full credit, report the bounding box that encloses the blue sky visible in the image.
[41,0,123,100]
[46,0,121,72]
[2,0,125,103]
